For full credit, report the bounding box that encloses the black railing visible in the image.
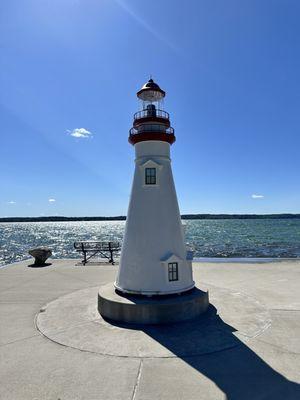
[129,125,175,135]
[134,109,169,121]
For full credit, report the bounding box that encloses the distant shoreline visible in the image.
[0,214,299,223]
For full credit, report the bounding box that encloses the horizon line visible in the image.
[0,213,300,223]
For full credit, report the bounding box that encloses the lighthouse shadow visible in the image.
[112,304,300,399]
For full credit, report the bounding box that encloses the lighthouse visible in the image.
[115,78,195,295]
[98,79,208,324]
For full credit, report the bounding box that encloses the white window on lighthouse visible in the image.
[168,262,179,281]
[145,168,156,185]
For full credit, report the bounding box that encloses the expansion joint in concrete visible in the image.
[270,308,300,312]
[256,338,300,356]
[131,359,143,400]
[0,333,40,348]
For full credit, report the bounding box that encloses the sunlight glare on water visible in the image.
[0,219,299,266]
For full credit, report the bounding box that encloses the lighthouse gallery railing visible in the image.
[134,109,169,121]
[129,125,174,136]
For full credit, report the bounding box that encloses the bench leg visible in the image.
[108,243,114,264]
[109,250,114,264]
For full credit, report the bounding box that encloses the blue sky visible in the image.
[1,0,300,217]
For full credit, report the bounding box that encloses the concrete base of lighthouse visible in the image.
[98,283,209,325]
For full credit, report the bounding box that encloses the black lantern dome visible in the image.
[137,79,166,101]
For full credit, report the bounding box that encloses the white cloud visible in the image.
[67,128,93,139]
[251,194,264,199]
[7,200,16,204]
[48,198,56,203]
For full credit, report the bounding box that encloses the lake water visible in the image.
[0,219,299,266]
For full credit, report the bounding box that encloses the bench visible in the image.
[74,241,121,265]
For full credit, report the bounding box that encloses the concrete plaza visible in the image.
[0,258,299,399]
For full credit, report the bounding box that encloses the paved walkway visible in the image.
[0,258,299,399]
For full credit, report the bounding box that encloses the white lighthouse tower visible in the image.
[115,78,195,295]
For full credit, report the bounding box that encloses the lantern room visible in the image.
[129,78,176,145]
